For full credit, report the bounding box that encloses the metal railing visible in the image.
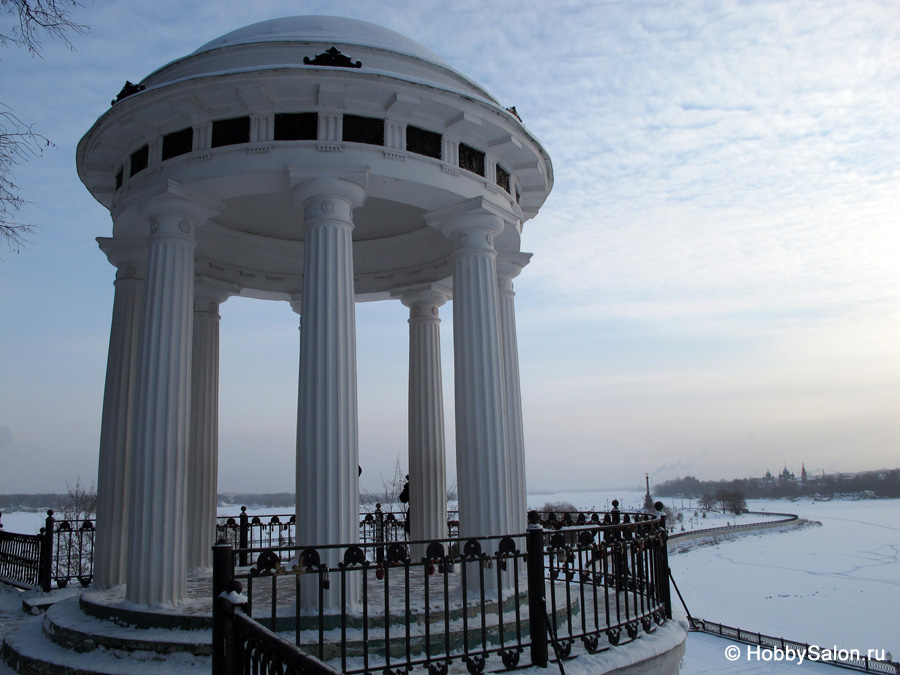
[211,506,671,675]
[0,505,459,592]
[214,546,340,675]
[216,505,460,566]
[0,522,44,589]
[0,511,94,591]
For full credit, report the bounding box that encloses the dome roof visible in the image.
[192,16,451,69]
[140,15,497,104]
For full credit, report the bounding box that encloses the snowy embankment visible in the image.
[669,497,900,662]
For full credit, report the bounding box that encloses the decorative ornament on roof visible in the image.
[111,81,145,106]
[303,46,362,68]
[506,106,522,122]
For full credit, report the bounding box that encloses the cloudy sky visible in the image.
[1,0,898,495]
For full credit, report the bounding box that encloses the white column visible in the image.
[432,209,512,542]
[126,189,220,607]
[497,253,532,533]
[94,240,145,588]
[393,285,451,555]
[293,176,365,611]
[186,281,232,571]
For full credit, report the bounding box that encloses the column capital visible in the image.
[289,294,303,316]
[97,237,147,281]
[290,172,367,237]
[194,276,238,315]
[497,252,533,280]
[497,252,533,293]
[136,180,224,233]
[425,196,519,246]
[288,167,368,209]
[391,283,452,314]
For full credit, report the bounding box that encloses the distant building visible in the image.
[643,473,654,510]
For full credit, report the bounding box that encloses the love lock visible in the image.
[481,558,494,570]
[556,551,567,564]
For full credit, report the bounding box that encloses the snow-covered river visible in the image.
[669,496,899,659]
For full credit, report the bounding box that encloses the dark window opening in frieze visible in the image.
[162,127,193,160]
[274,113,318,141]
[115,167,123,190]
[496,165,511,193]
[130,144,149,176]
[406,125,442,160]
[211,116,251,148]
[342,114,384,146]
[459,143,485,177]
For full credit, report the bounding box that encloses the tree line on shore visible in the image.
[655,467,900,500]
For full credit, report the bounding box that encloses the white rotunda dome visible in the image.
[192,16,449,68]
[141,15,499,105]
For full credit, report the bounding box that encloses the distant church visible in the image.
[763,463,807,483]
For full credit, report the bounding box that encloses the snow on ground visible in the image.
[0,584,28,675]
[2,493,897,674]
[681,632,841,674]
[669,497,900,664]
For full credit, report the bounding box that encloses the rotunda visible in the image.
[77,16,553,607]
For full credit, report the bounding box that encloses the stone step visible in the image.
[21,587,85,616]
[1,615,210,675]
[43,596,211,656]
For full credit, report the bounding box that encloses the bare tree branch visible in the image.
[0,0,87,55]
[0,0,86,252]
[0,108,49,251]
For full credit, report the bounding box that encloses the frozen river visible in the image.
[669,497,899,660]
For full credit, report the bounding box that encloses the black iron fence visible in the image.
[212,506,671,675]
[0,521,45,590]
[0,505,456,593]
[214,546,341,675]
[216,505,461,566]
[692,618,900,674]
[0,511,94,592]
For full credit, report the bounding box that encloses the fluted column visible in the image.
[93,240,146,588]
[126,188,220,607]
[293,176,366,611]
[431,208,512,542]
[497,253,532,533]
[393,285,451,556]
[186,281,233,571]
